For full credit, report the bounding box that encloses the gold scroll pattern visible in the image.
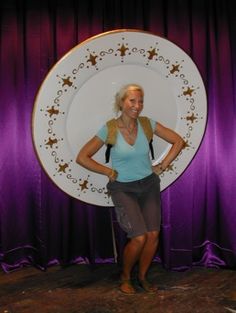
[37,35,204,202]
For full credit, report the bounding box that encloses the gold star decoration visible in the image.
[79,179,89,191]
[183,87,194,97]
[87,54,98,66]
[47,106,59,117]
[182,140,190,149]
[186,113,197,123]
[58,163,68,173]
[166,164,174,172]
[117,44,129,57]
[46,137,58,148]
[170,64,180,74]
[147,48,157,60]
[62,76,73,87]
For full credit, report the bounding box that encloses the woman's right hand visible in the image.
[108,169,118,182]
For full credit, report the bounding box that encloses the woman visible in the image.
[76,84,184,294]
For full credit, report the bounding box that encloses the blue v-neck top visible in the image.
[96,118,156,182]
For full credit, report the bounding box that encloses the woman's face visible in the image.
[121,90,144,119]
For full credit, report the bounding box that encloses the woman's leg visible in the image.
[120,231,159,293]
[121,234,146,280]
[108,183,156,293]
[138,230,159,281]
[120,234,146,293]
[138,176,161,282]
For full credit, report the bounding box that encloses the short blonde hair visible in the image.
[114,84,144,114]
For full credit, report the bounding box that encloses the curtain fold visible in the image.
[0,0,235,272]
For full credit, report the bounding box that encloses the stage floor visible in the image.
[1,262,236,313]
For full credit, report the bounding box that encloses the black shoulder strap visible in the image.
[149,139,155,160]
[105,119,117,163]
[138,116,155,160]
[105,144,112,163]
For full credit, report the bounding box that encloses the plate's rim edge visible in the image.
[31,28,208,205]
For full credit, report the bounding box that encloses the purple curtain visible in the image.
[0,0,236,272]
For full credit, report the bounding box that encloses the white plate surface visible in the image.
[32,29,207,206]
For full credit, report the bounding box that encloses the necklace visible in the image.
[119,117,137,137]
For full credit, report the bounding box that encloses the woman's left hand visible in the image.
[152,163,164,175]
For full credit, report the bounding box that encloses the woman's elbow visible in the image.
[179,137,185,150]
[76,152,86,166]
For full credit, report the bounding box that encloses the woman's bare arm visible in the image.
[76,136,116,179]
[153,122,185,174]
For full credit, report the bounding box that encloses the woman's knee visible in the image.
[131,234,147,247]
[146,230,159,242]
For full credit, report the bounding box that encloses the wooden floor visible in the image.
[1,262,236,313]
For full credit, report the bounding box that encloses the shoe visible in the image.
[119,279,136,295]
[138,279,158,294]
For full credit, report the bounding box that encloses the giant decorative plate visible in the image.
[32,29,207,207]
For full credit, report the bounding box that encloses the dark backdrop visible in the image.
[0,0,236,272]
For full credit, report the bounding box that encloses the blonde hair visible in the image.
[113,84,144,114]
